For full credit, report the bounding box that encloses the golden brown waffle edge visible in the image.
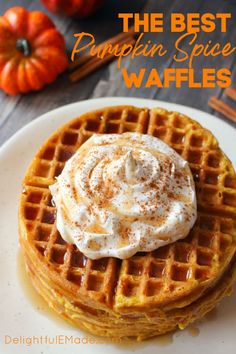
[19,105,236,339]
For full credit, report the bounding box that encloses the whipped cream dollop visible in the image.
[50,133,197,259]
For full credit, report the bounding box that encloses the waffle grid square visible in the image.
[20,106,236,311]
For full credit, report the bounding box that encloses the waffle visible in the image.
[19,106,236,340]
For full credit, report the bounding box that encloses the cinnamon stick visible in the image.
[69,53,91,70]
[69,37,135,83]
[69,26,135,71]
[208,96,236,123]
[225,86,236,102]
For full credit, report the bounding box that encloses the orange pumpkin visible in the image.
[41,0,104,18]
[0,7,68,95]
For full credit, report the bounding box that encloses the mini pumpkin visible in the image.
[41,0,104,18]
[0,7,68,95]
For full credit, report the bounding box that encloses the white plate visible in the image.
[0,97,236,354]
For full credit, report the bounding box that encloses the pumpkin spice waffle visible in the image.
[19,106,236,340]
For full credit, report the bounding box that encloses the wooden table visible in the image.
[0,0,236,146]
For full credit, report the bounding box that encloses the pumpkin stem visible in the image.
[16,38,31,57]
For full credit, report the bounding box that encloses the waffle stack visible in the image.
[19,106,236,340]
